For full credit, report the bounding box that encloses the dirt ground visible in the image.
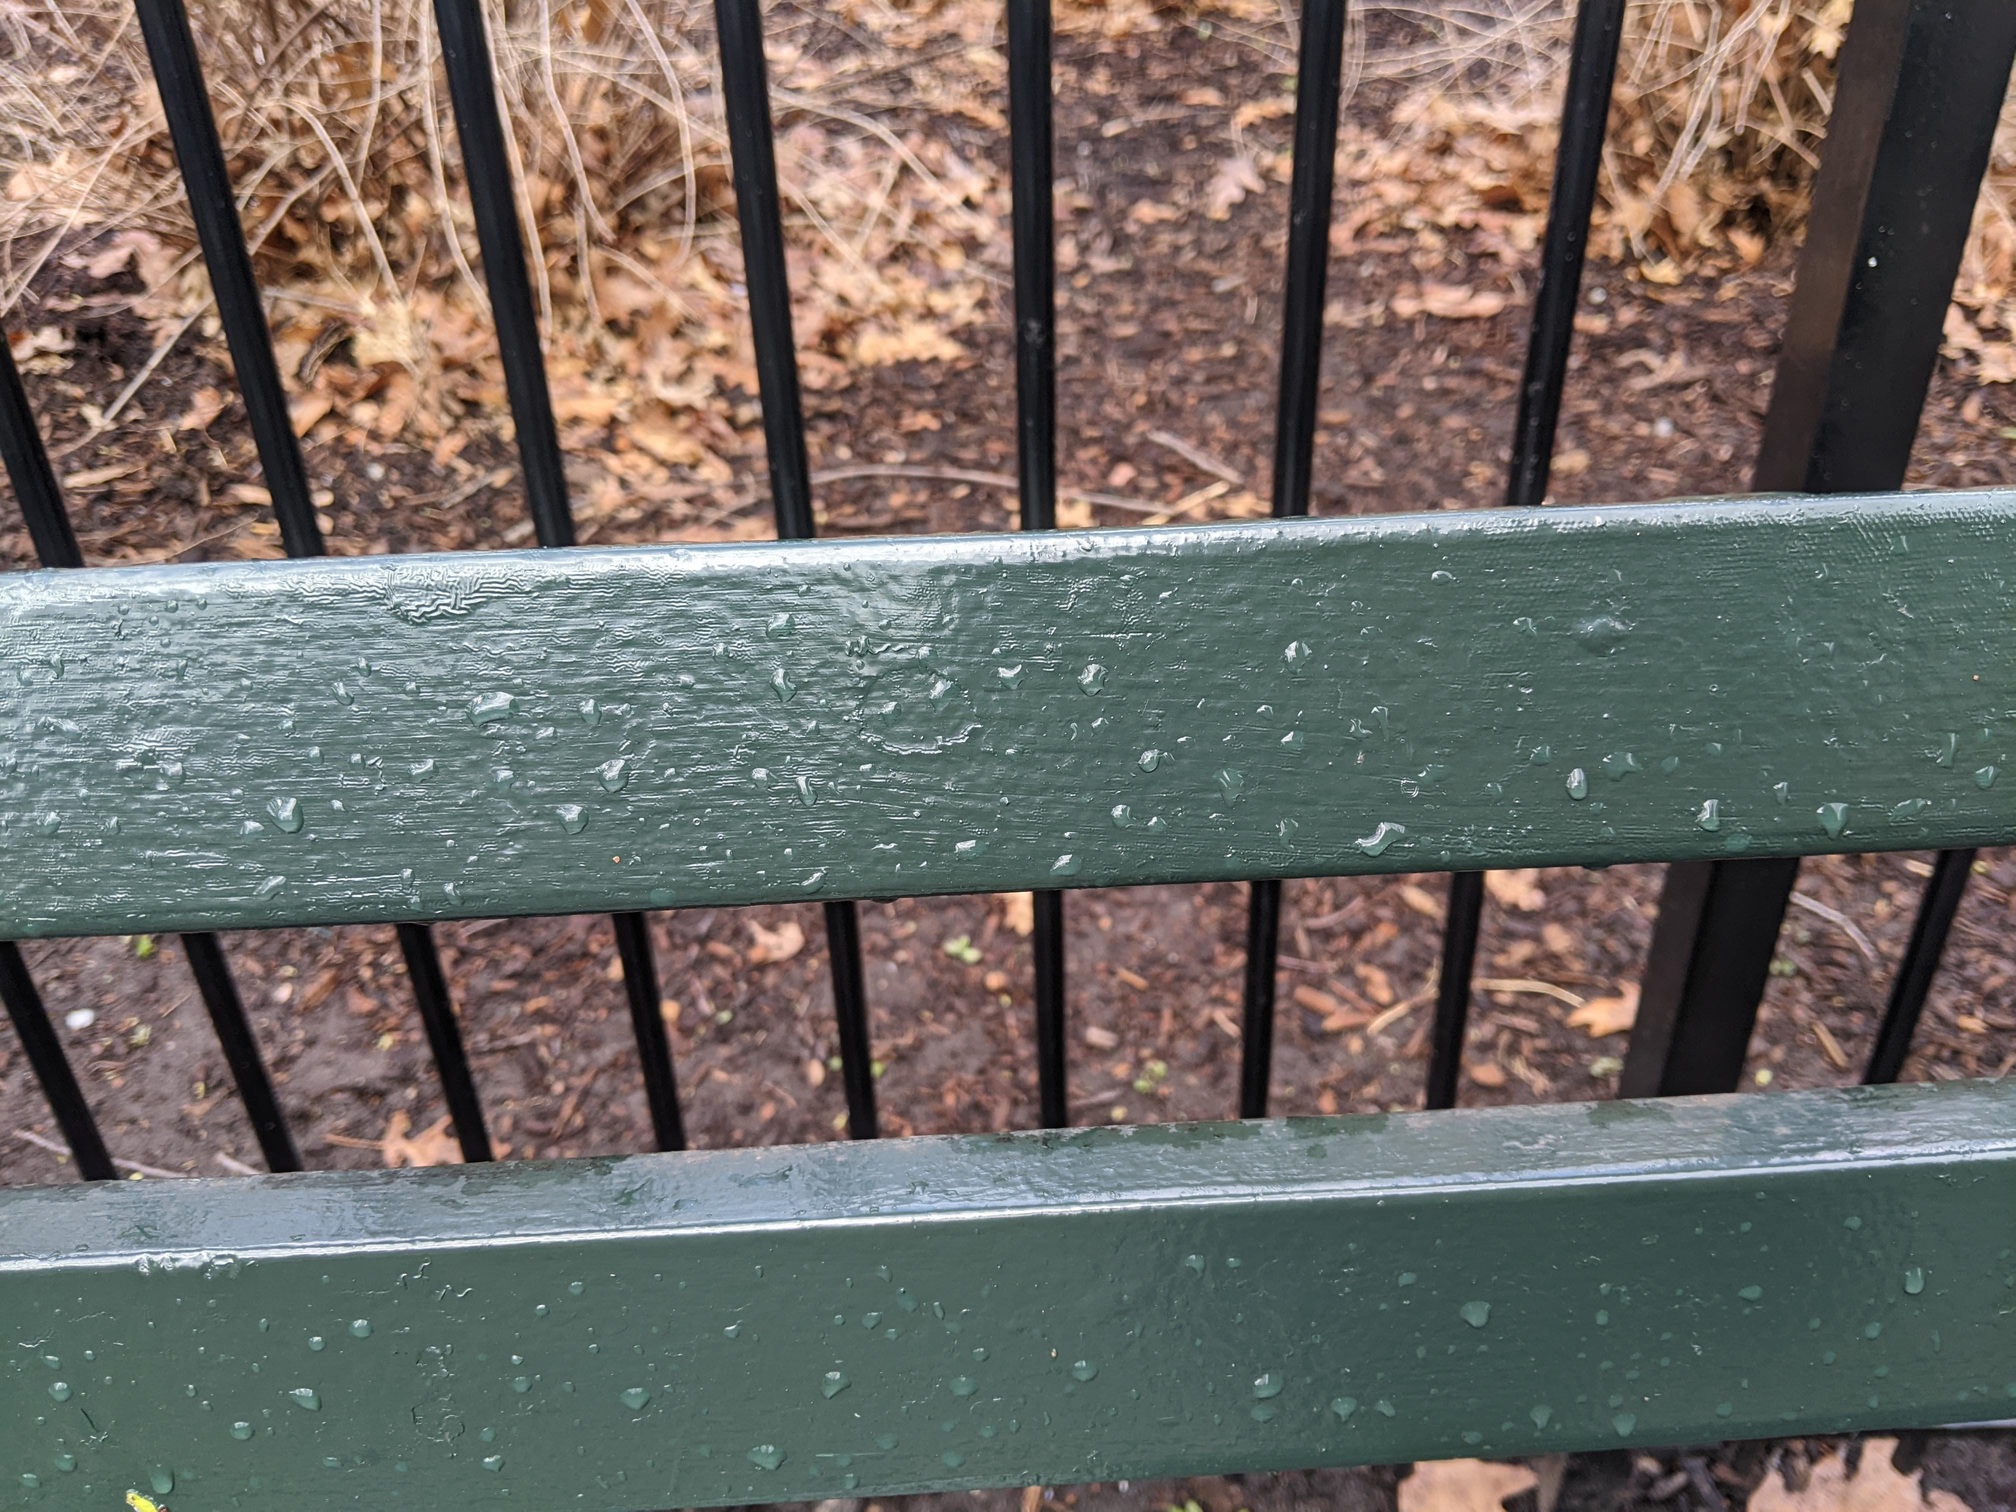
[4,7,2016,1511]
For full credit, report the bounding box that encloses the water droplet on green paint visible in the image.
[1252,1372,1283,1399]
[1071,1360,1098,1382]
[1460,1301,1491,1329]
[822,1371,850,1399]
[748,1445,785,1471]
[1904,1267,1925,1295]
[289,1388,321,1411]
[621,1387,652,1410]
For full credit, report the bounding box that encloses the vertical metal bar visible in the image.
[428,0,684,1150]
[181,932,301,1171]
[0,943,115,1181]
[1625,0,2016,1098]
[1236,0,1348,1117]
[1426,0,1625,1108]
[130,0,324,558]
[1008,0,1069,1129]
[714,0,876,1139]
[396,922,491,1162]
[614,912,686,1150]
[1424,870,1484,1110]
[6,327,302,1173]
[430,0,575,549]
[1864,848,1976,1085]
[1239,881,1281,1118]
[0,336,81,568]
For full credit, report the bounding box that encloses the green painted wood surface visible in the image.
[6,491,2016,938]
[3,1081,2013,1508]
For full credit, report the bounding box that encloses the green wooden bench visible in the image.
[5,497,2016,1508]
[7,0,2016,1506]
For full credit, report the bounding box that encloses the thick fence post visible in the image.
[1622,0,2016,1097]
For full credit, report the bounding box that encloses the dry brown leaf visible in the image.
[1484,870,1546,911]
[1083,1024,1120,1051]
[1204,153,1264,220]
[1353,962,1396,1006]
[1001,892,1036,936]
[381,1109,462,1168]
[1566,982,1640,1038]
[1467,1062,1508,1089]
[852,321,968,366]
[1392,283,1509,320]
[1748,1439,1971,1512]
[1398,882,1444,919]
[1398,1458,1538,1512]
[1293,985,1344,1016]
[175,386,227,433]
[746,918,806,966]
[1055,497,1095,529]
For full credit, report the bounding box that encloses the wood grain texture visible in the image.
[3,1080,2012,1509]
[5,491,2016,937]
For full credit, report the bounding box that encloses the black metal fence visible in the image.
[2,0,2011,1183]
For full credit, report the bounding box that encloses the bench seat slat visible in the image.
[2,1080,2012,1507]
[5,492,2015,937]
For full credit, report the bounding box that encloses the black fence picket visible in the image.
[1237,0,1349,1118]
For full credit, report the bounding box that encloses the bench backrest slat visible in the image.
[6,490,2013,939]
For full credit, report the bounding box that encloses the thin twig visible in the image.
[1788,891,1879,964]
[1145,428,1245,486]
[808,463,1171,516]
[14,1127,187,1180]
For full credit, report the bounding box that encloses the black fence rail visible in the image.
[1,0,2011,1180]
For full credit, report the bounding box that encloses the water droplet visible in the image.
[1697,798,1721,831]
[1398,1272,1417,1287]
[1738,1285,1763,1302]
[1530,1404,1552,1429]
[557,804,588,834]
[47,1381,70,1402]
[1355,821,1405,857]
[599,758,630,793]
[1374,1399,1396,1418]
[1138,749,1161,772]
[747,1445,786,1471]
[53,1453,76,1472]
[1078,663,1108,694]
[35,811,61,837]
[1284,639,1313,667]
[1903,1267,1925,1295]
[1252,1372,1283,1399]
[512,1376,532,1394]
[1935,732,1958,767]
[1865,1321,1883,1339]
[1529,744,1552,765]
[1566,768,1589,800]
[1281,729,1304,750]
[621,1386,652,1410]
[1601,751,1639,780]
[1576,615,1631,655]
[950,1376,978,1397]
[1071,1360,1098,1382]
[1611,1412,1636,1437]
[1215,768,1244,798]
[1330,1397,1356,1420]
[333,680,354,706]
[349,1318,372,1338]
[1459,1301,1491,1329]
[230,1418,257,1441]
[1716,1401,1733,1418]
[265,797,304,833]
[876,1433,899,1451]
[289,1388,321,1411]
[469,691,513,725]
[766,613,797,639]
[822,1371,850,1399]
[1051,854,1082,877]
[150,1467,175,1495]
[482,1455,505,1472]
[1184,1254,1205,1272]
[770,666,796,702]
[1110,803,1133,828]
[862,1311,883,1329]
[1976,765,1998,790]
[997,664,1024,688]
[308,1335,326,1352]
[20,1474,38,1489]
[942,1451,966,1469]
[1817,802,1849,837]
